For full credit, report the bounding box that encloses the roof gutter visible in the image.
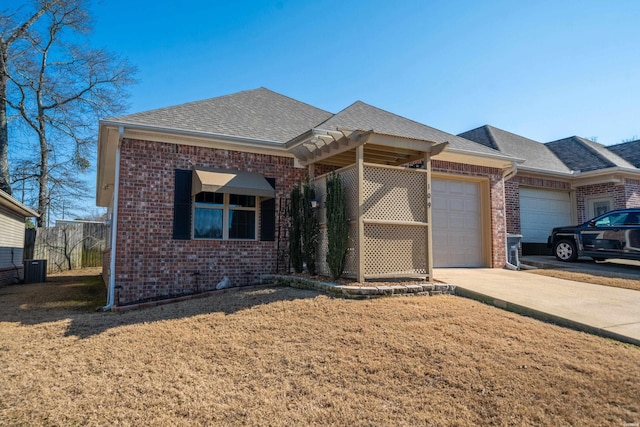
[99,120,287,148]
[102,126,123,311]
[0,189,39,218]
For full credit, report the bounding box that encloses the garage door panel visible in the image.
[520,188,571,243]
[432,178,483,267]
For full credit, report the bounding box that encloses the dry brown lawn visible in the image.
[1,269,639,426]
[527,269,640,292]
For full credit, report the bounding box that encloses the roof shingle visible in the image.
[546,136,635,172]
[107,87,334,143]
[317,101,505,157]
[607,140,640,168]
[459,125,570,173]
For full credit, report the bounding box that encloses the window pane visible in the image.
[229,210,255,239]
[595,212,626,227]
[593,201,610,217]
[195,192,224,205]
[194,208,223,238]
[229,194,256,208]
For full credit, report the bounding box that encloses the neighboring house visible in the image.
[460,126,640,254]
[97,88,518,308]
[608,139,640,168]
[0,189,38,286]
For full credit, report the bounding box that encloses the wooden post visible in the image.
[357,145,365,283]
[424,152,433,282]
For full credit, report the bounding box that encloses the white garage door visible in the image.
[519,188,572,243]
[432,178,483,267]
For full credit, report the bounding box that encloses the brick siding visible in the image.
[575,182,626,223]
[109,140,511,305]
[112,138,307,306]
[624,178,640,209]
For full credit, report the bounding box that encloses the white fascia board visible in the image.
[99,120,286,148]
[437,148,522,169]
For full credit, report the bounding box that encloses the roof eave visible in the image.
[0,189,38,217]
[437,147,523,169]
[99,119,287,148]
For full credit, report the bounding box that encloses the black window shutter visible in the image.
[173,169,192,240]
[260,178,276,241]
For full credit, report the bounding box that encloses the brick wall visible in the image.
[505,179,520,235]
[575,183,626,223]
[111,140,514,305]
[113,138,307,306]
[432,160,506,268]
[624,178,640,208]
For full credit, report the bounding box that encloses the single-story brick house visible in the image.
[459,126,640,254]
[97,88,520,308]
[0,189,38,286]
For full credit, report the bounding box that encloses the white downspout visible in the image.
[103,127,123,311]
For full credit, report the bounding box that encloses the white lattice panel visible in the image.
[312,175,327,226]
[342,223,358,278]
[363,166,427,222]
[364,223,427,275]
[339,166,358,222]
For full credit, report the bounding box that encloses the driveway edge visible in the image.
[454,286,640,348]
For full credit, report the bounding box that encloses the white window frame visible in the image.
[192,193,259,241]
[586,196,613,220]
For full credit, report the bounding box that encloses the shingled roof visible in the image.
[459,125,570,173]
[608,139,640,168]
[106,87,334,143]
[316,101,505,157]
[546,136,635,172]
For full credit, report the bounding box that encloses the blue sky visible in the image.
[90,0,640,145]
[7,0,640,220]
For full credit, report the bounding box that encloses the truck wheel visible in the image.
[553,239,578,262]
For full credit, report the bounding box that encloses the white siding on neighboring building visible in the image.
[0,205,26,269]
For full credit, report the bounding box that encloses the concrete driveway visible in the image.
[434,267,640,346]
[522,255,640,279]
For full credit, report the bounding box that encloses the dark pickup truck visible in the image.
[547,208,640,262]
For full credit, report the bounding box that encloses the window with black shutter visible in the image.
[260,178,276,241]
[173,169,192,239]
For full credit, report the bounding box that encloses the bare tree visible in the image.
[3,0,136,225]
[0,0,60,195]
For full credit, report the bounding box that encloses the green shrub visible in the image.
[325,172,348,280]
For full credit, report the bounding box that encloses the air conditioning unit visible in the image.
[23,259,47,284]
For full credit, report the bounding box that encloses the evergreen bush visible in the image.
[325,172,348,280]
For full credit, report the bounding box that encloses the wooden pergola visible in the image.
[287,129,448,282]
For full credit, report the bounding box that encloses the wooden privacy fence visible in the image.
[24,223,108,273]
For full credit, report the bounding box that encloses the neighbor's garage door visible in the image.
[432,178,483,267]
[519,187,572,244]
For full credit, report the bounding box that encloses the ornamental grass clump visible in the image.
[325,172,348,280]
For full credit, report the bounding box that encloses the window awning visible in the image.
[191,168,275,198]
